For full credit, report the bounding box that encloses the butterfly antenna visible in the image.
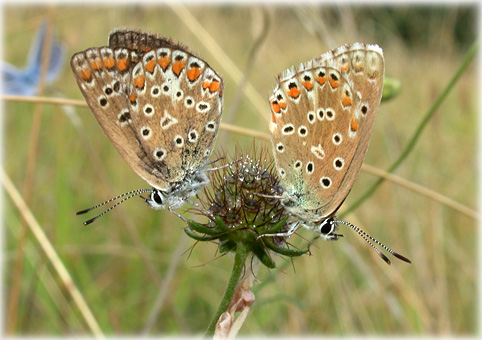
[335,219,412,265]
[77,189,153,226]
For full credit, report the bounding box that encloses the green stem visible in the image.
[342,39,479,218]
[204,243,250,338]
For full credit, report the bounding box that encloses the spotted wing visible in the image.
[71,47,171,190]
[123,40,223,183]
[269,43,384,219]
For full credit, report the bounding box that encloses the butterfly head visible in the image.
[145,189,168,210]
[316,217,343,241]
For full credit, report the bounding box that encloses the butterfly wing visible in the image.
[71,46,171,190]
[71,30,223,190]
[122,35,223,183]
[269,43,384,219]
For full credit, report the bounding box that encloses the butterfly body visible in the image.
[269,43,384,238]
[71,29,223,211]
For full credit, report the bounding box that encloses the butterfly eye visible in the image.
[151,190,164,205]
[319,218,335,235]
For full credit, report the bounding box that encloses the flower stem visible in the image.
[204,243,250,338]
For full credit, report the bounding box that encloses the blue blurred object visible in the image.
[2,21,65,96]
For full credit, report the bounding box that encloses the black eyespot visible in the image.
[152,87,159,95]
[307,163,313,172]
[288,82,297,89]
[190,62,200,68]
[335,159,342,168]
[326,110,334,118]
[283,125,294,133]
[334,135,341,143]
[176,137,183,144]
[142,128,150,136]
[163,85,169,92]
[361,105,368,114]
[145,107,152,114]
[112,81,120,92]
[277,144,284,151]
[207,123,215,129]
[322,178,331,186]
[190,132,196,140]
[160,52,167,57]
[175,55,184,61]
[119,111,131,122]
[277,94,283,100]
[199,104,208,110]
[157,150,164,157]
[294,161,302,168]
[186,98,193,105]
[299,128,307,135]
[176,91,182,97]
[330,73,339,81]
[304,75,311,81]
[318,70,325,77]
[99,98,108,106]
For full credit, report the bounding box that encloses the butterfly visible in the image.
[71,28,223,224]
[267,43,410,264]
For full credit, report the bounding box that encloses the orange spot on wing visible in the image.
[218,88,223,97]
[315,76,325,85]
[172,61,185,76]
[342,96,352,107]
[187,67,201,81]
[329,78,339,88]
[203,81,210,90]
[129,91,137,103]
[103,57,115,69]
[158,57,170,70]
[287,87,300,99]
[279,102,286,110]
[302,81,314,91]
[209,81,220,93]
[79,68,91,80]
[117,58,129,71]
[145,59,156,73]
[142,46,152,52]
[350,117,359,131]
[271,102,281,114]
[91,59,103,70]
[340,65,349,72]
[354,64,363,72]
[134,75,145,88]
[271,111,276,122]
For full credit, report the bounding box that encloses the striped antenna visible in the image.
[335,219,412,265]
[76,189,153,226]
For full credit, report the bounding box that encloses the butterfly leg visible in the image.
[205,157,242,172]
[307,235,322,255]
[256,221,301,240]
[167,205,188,222]
[184,199,215,219]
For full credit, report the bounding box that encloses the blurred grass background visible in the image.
[2,3,478,337]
